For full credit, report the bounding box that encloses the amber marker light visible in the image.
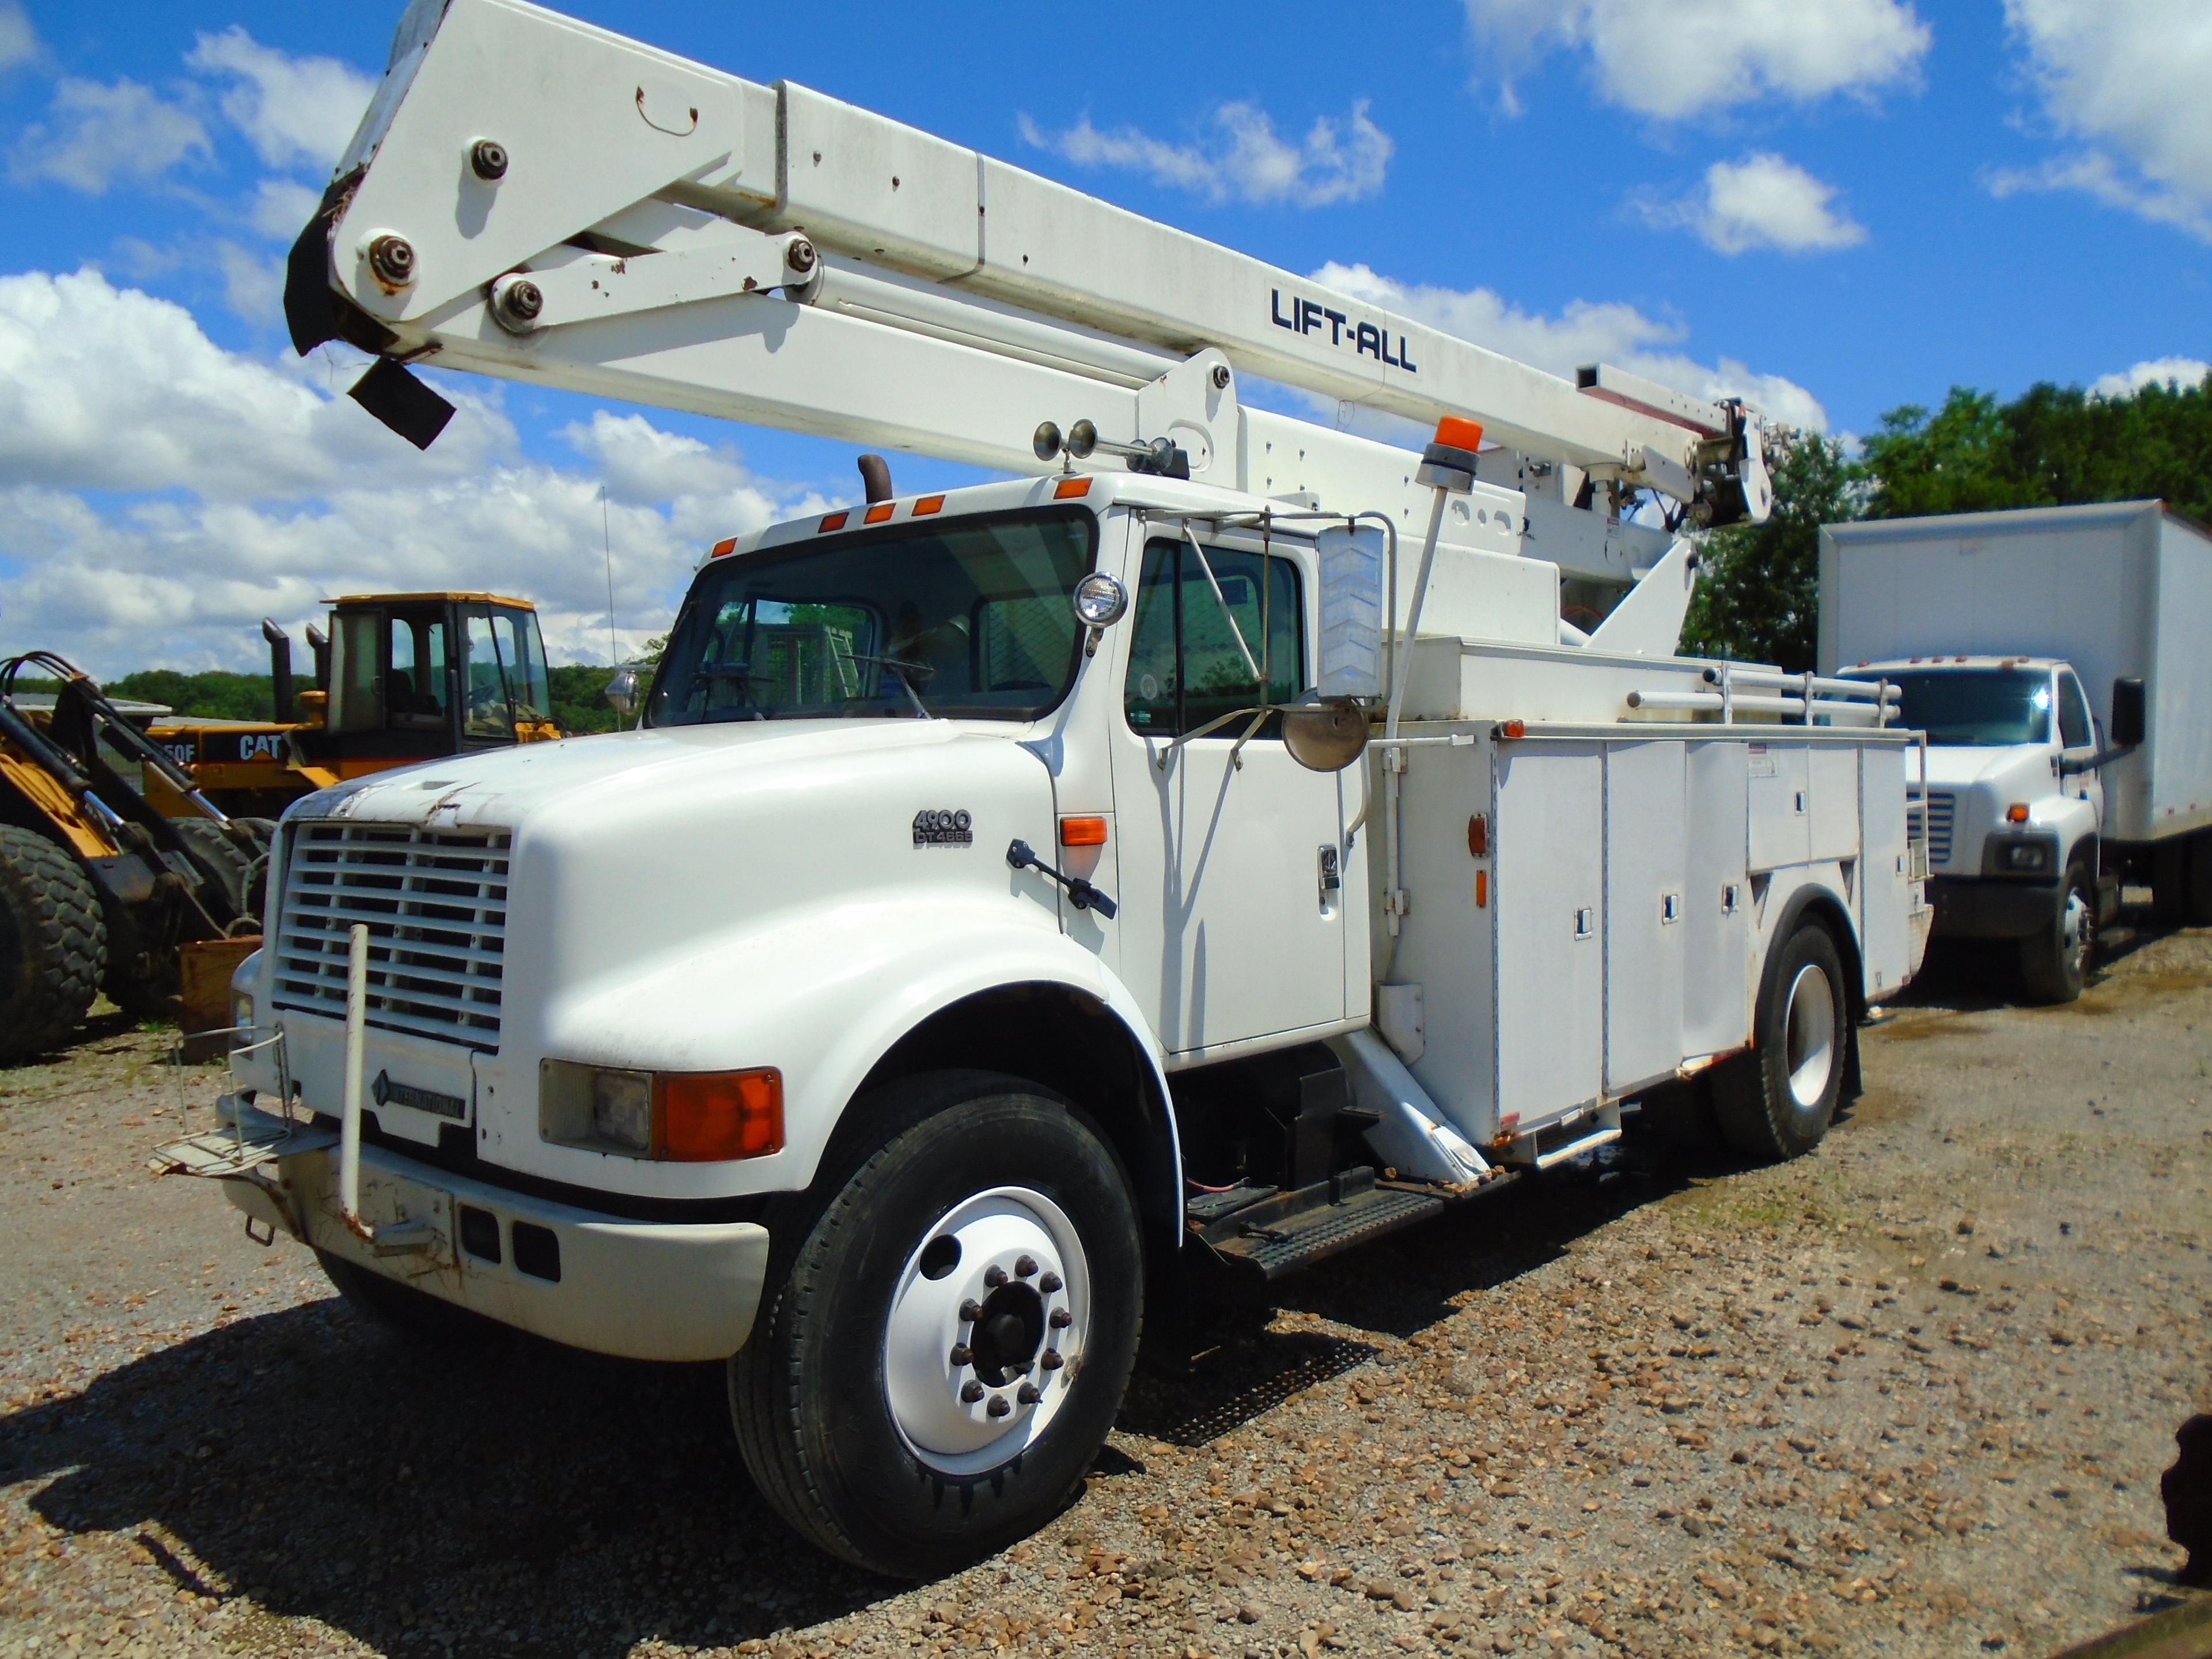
[710,537,738,558]
[1475,870,1488,908]
[1054,476,1093,499]
[1059,815,1109,847]
[2006,803,2030,824]
[819,511,849,533]
[913,495,945,516]
[865,503,896,524]
[657,1069,783,1162]
[1433,415,1486,452]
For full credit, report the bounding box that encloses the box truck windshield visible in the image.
[1863,669,2052,747]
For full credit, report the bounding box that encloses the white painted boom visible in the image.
[289,0,1771,544]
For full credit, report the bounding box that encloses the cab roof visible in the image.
[1845,655,2064,673]
[328,592,539,609]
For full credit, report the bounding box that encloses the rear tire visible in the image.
[0,825,108,1063]
[2019,862,2095,1006]
[730,1073,1144,1578]
[1714,920,1850,1162]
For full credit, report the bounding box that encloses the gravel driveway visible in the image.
[3,922,2207,1659]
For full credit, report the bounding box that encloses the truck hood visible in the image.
[290,718,1025,834]
[1918,743,2054,793]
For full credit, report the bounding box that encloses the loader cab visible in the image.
[320,593,555,762]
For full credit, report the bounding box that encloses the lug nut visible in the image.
[949,1344,972,1366]
[469,138,509,181]
[1015,1255,1037,1278]
[987,1395,1012,1418]
[1039,1350,1063,1370]
[1039,1271,1062,1293]
[1017,1382,1041,1405]
[368,234,416,289]
[959,1299,982,1322]
[1049,1308,1072,1328]
[784,237,817,275]
[960,1380,984,1403]
[983,1265,1007,1288]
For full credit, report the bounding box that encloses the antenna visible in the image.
[601,484,618,666]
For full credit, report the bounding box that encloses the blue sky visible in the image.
[0,0,2205,673]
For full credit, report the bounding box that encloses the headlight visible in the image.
[1996,839,2052,873]
[230,989,255,1031]
[540,1060,783,1161]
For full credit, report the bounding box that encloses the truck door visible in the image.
[1108,531,1347,1055]
[2056,669,2103,834]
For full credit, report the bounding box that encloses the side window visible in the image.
[2058,673,2092,749]
[462,613,512,737]
[1122,537,1303,737]
[389,615,449,729]
[327,610,381,734]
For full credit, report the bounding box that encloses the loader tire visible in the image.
[172,819,261,926]
[0,825,108,1063]
[1713,920,1849,1164]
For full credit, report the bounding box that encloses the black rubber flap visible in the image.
[349,358,455,450]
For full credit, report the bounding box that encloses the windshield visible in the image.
[1851,668,2053,746]
[647,508,1096,726]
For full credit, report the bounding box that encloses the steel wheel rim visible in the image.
[2062,887,2090,980]
[882,1185,1091,1478]
[1783,963,1837,1113]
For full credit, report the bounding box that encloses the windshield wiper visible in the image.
[846,653,937,718]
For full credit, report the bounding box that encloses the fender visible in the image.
[515,892,1179,1207]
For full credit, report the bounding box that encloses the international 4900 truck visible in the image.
[154,0,1929,1579]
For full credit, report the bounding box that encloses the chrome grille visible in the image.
[1911,790,1956,868]
[271,821,510,1049]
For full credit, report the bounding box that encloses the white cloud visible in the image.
[6,77,210,194]
[1019,100,1391,209]
[185,26,375,175]
[0,1,38,71]
[2090,356,2210,398]
[1991,1,2212,242]
[1465,0,1930,120]
[1313,260,1829,433]
[1643,153,1868,255]
[249,177,321,240]
[0,270,827,674]
[215,241,285,325]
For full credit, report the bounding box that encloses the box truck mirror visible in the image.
[2111,677,2146,749]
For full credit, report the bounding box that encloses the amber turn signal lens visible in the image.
[1059,815,1109,847]
[657,1069,783,1162]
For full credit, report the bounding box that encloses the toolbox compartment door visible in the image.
[1493,743,1604,1126]
[1603,740,1687,1095]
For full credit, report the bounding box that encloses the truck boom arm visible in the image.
[290,0,1770,531]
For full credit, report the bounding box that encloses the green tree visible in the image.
[1680,431,1855,671]
[104,669,278,721]
[1862,372,2212,522]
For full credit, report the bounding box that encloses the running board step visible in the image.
[1205,1173,1446,1281]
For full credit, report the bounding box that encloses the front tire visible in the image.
[0,825,108,1063]
[1714,920,1850,1162]
[730,1073,1143,1578]
[2019,862,2094,1005]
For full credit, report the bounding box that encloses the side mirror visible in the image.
[2111,676,2145,749]
[1283,696,1370,772]
[604,666,640,721]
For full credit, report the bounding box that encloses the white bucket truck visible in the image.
[1823,501,2212,1001]
[155,0,1929,1577]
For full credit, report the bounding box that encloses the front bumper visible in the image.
[1929,876,2062,941]
[226,1139,769,1362]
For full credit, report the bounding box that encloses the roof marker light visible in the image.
[914,495,944,516]
[819,511,849,533]
[709,537,738,558]
[1054,476,1092,499]
[865,503,895,524]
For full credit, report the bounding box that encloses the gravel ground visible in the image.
[2,919,2207,1659]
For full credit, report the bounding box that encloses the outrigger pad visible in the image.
[349,358,456,451]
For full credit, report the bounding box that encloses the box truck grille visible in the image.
[1913,791,1956,867]
[271,823,510,1050]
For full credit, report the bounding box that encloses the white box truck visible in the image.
[150,0,1926,1579]
[1821,500,2212,999]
